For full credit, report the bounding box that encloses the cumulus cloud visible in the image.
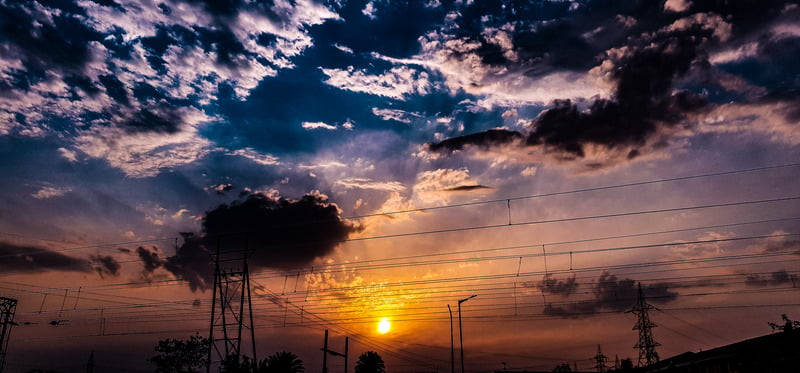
[0,0,340,176]
[152,193,361,291]
[427,11,727,166]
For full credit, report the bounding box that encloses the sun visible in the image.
[377,317,391,334]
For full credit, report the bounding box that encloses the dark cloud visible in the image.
[201,193,360,269]
[428,21,712,159]
[163,233,214,292]
[136,246,164,273]
[442,185,492,192]
[425,2,800,162]
[427,129,523,153]
[0,241,91,273]
[90,255,121,277]
[159,193,360,291]
[763,238,800,254]
[524,24,711,156]
[0,0,101,74]
[119,107,184,134]
[745,270,797,287]
[542,272,678,318]
[529,274,579,297]
[184,0,242,17]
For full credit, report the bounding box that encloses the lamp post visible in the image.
[458,295,477,373]
[448,304,455,373]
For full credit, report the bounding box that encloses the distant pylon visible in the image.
[207,234,257,373]
[627,283,659,367]
[0,297,18,373]
[593,344,608,372]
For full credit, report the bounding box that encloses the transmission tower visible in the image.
[207,235,257,373]
[627,283,659,367]
[593,344,608,372]
[1,297,18,373]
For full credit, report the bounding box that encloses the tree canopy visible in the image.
[259,351,304,373]
[149,334,210,373]
[355,351,386,373]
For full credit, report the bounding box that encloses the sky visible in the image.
[1,0,800,371]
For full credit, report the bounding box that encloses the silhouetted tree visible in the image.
[768,314,800,333]
[149,334,210,373]
[620,358,634,372]
[551,363,572,372]
[221,354,256,373]
[355,351,385,373]
[259,351,304,373]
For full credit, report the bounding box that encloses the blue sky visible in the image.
[1,0,799,371]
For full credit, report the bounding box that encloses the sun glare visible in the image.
[377,318,391,334]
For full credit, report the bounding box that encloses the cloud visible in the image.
[32,185,71,200]
[136,246,164,273]
[427,129,523,153]
[0,0,341,177]
[541,272,678,318]
[74,107,215,177]
[90,255,121,278]
[301,121,338,130]
[371,107,420,124]
[0,241,91,274]
[334,178,407,192]
[229,148,281,166]
[362,1,378,20]
[744,270,797,287]
[530,274,579,297]
[441,184,491,192]
[320,66,433,100]
[164,233,214,292]
[411,168,489,204]
[158,193,360,291]
[427,11,725,165]
[664,0,692,13]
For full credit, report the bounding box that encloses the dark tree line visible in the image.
[149,335,384,373]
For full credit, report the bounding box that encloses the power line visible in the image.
[342,162,800,220]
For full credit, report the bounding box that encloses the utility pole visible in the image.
[207,234,257,373]
[448,305,455,373]
[593,344,608,372]
[0,297,17,373]
[627,283,660,367]
[321,330,348,373]
[458,295,477,373]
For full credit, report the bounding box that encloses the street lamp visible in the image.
[448,304,455,373]
[458,295,477,373]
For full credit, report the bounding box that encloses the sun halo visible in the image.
[377,317,391,334]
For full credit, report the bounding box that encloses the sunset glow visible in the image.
[377,318,391,334]
[1,0,799,372]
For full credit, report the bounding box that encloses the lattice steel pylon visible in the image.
[593,344,608,372]
[1,297,18,373]
[627,283,659,367]
[207,235,257,373]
